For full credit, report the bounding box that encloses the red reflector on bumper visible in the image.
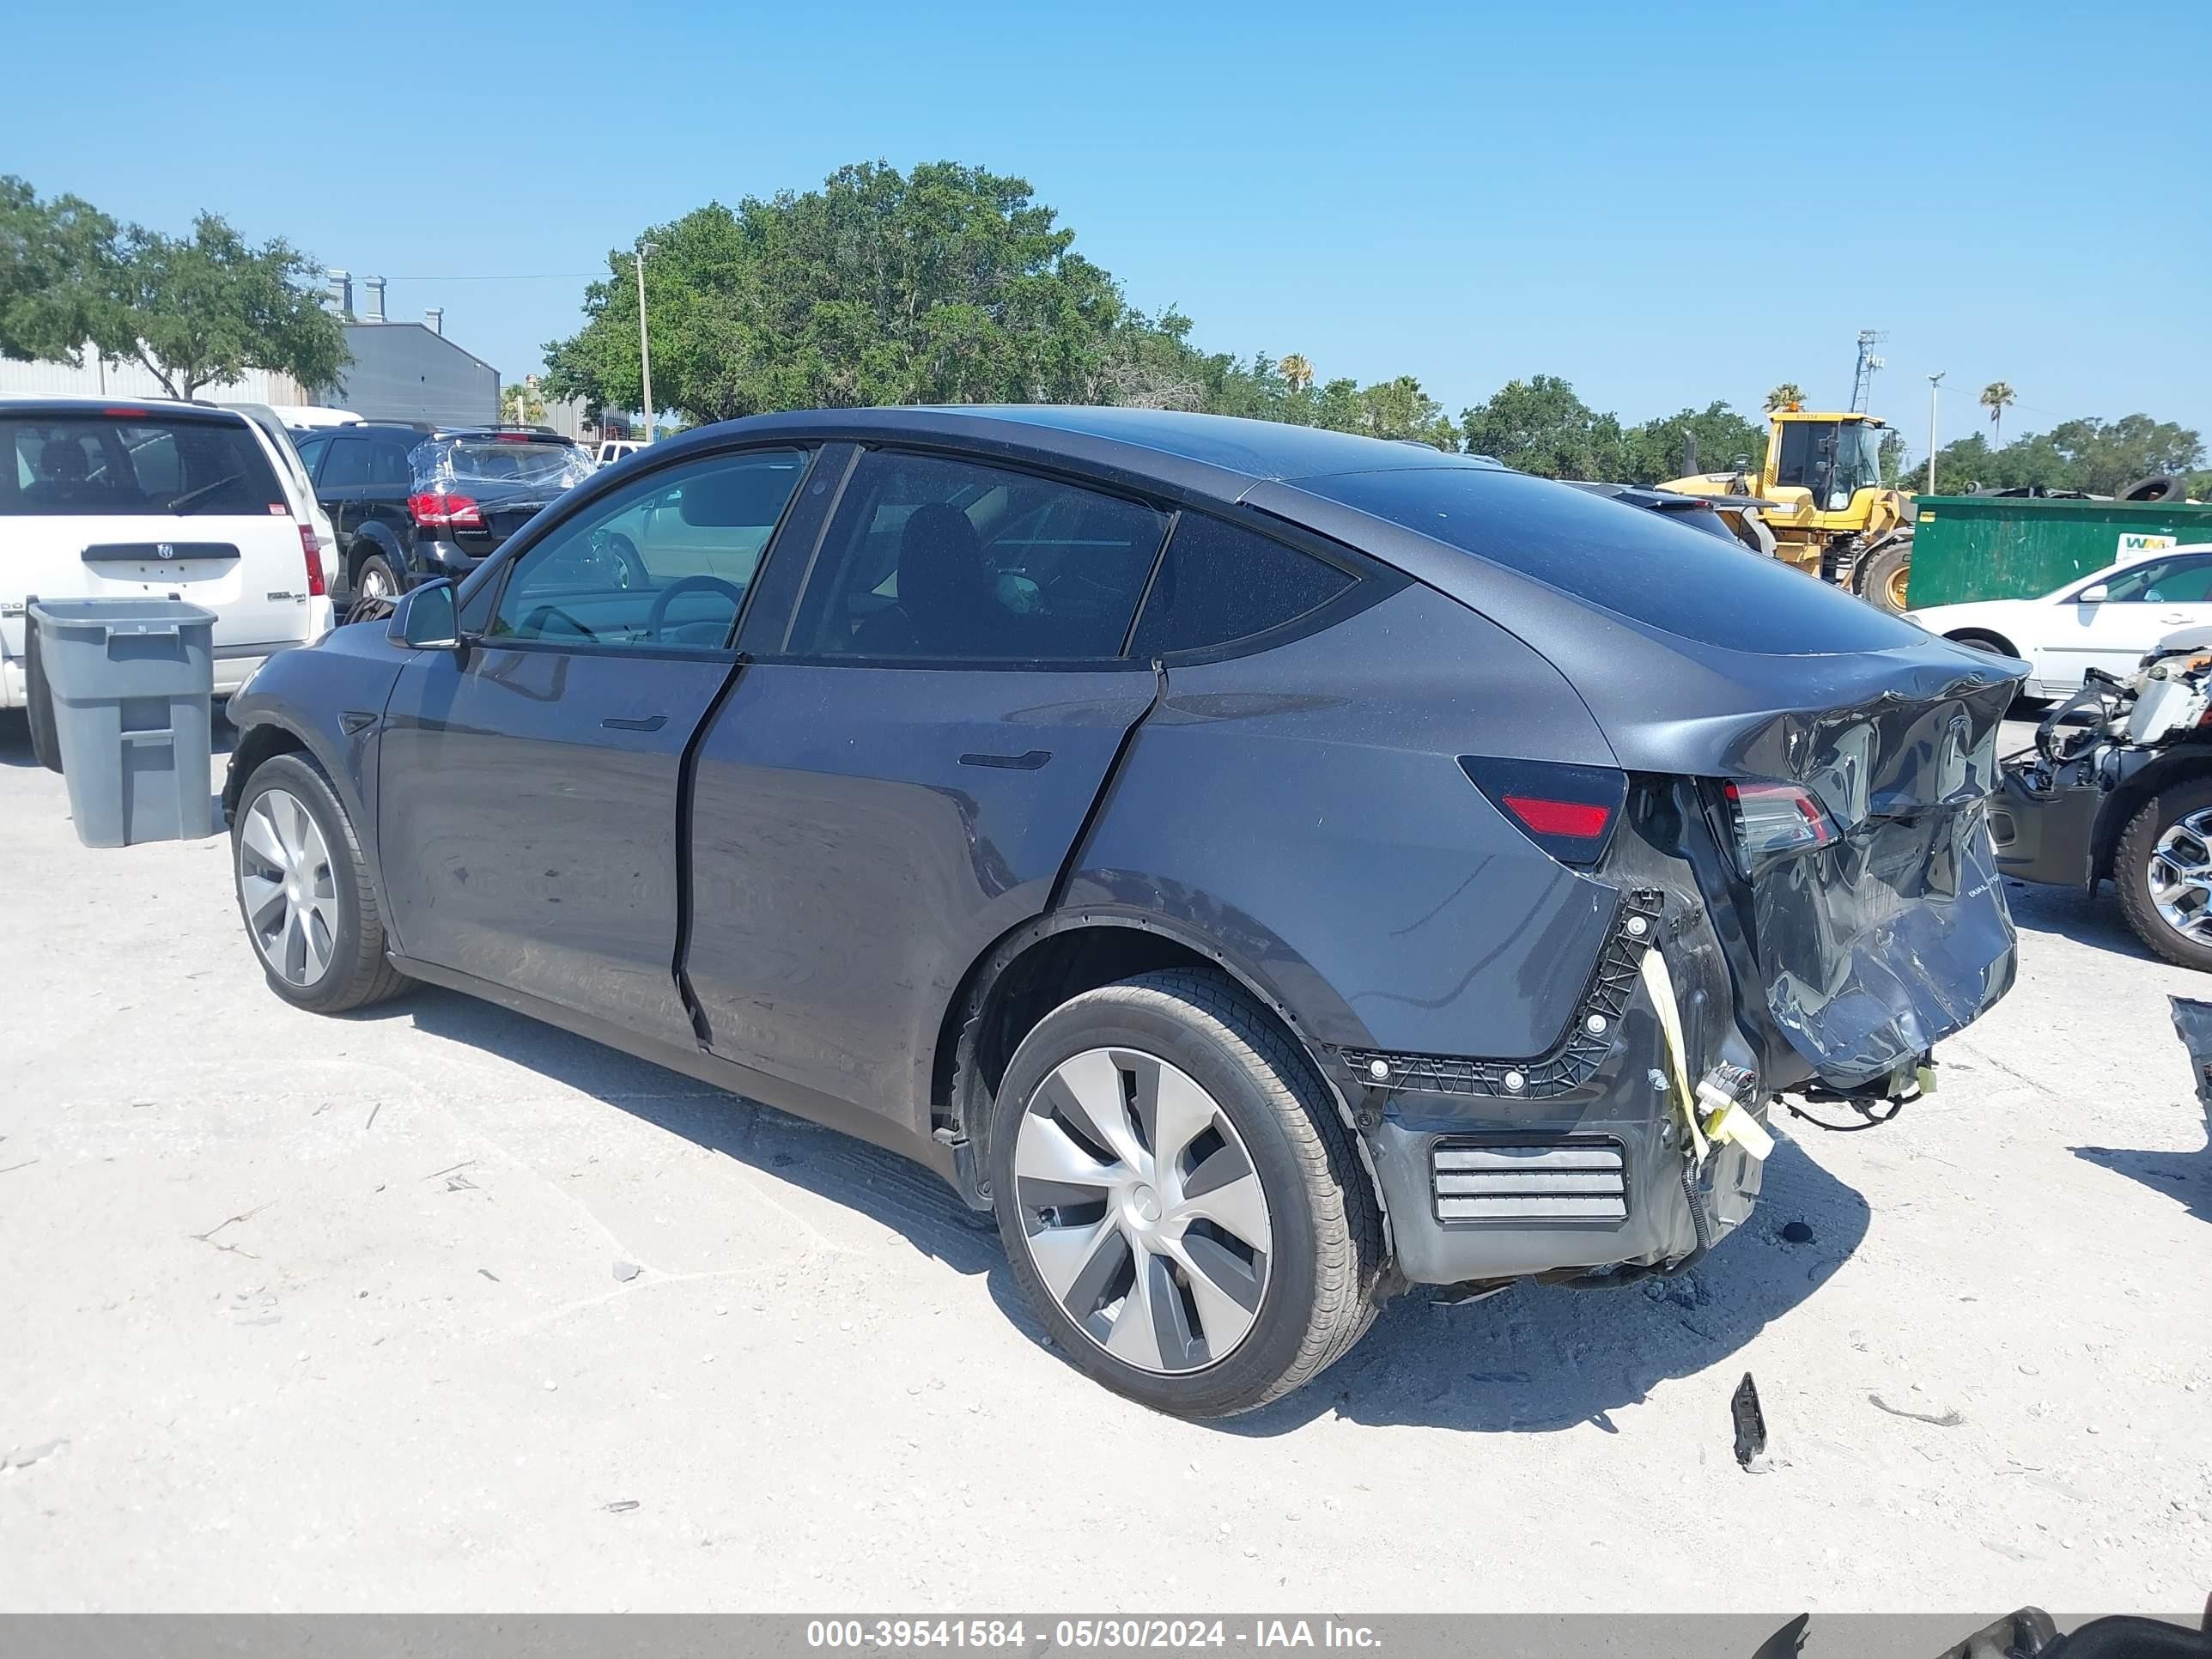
[1501,795,1613,838]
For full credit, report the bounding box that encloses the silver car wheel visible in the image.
[238,788,339,988]
[2149,808,2212,944]
[1012,1047,1273,1375]
[358,562,392,600]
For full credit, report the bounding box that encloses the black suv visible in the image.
[295,425,593,606]
[293,423,430,607]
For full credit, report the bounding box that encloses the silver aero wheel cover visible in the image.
[238,787,339,988]
[1012,1048,1273,1375]
[2149,809,2212,945]
[358,562,392,599]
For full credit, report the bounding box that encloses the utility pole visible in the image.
[635,241,658,444]
[1926,372,1945,495]
[1850,329,1888,413]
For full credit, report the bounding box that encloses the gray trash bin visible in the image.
[27,599,218,848]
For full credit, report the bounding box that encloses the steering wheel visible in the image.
[645,574,746,641]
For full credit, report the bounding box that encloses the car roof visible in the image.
[659,405,1499,505]
[0,392,252,425]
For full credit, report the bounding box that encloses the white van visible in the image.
[2,396,334,769]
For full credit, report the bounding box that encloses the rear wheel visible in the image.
[232,752,412,1012]
[1856,538,1914,614]
[2116,780,2212,972]
[988,969,1382,1418]
[353,551,399,605]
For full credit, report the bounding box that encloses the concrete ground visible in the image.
[0,715,2206,1614]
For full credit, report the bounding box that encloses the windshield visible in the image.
[416,438,595,492]
[0,414,287,517]
[1774,421,1883,510]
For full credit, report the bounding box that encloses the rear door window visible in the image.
[294,432,333,477]
[0,414,286,517]
[787,451,1170,661]
[320,436,373,489]
[1131,514,1355,658]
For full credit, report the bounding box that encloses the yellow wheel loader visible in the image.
[1660,409,1917,611]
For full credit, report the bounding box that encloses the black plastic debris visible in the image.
[1732,1372,1767,1468]
[1781,1219,1815,1244]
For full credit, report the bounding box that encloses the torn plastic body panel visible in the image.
[1719,678,2021,1090]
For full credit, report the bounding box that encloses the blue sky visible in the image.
[9,0,2206,447]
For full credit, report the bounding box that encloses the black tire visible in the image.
[353,551,400,606]
[23,615,63,773]
[1855,538,1914,614]
[231,751,413,1012]
[2118,474,2185,504]
[988,968,1382,1418]
[2115,778,2212,972]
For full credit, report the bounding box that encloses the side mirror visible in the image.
[2078,584,2110,605]
[389,578,461,649]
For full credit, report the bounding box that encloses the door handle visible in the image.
[958,749,1052,770]
[602,714,668,732]
[2161,613,2191,623]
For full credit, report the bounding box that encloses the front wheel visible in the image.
[1855,538,1914,614]
[2115,779,2212,971]
[988,969,1382,1418]
[232,751,413,1012]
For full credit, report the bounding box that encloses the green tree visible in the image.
[1460,375,1624,477]
[1978,380,2015,445]
[1764,382,1805,412]
[93,212,349,402]
[0,175,121,365]
[500,381,548,424]
[544,162,1128,422]
[1619,401,1769,484]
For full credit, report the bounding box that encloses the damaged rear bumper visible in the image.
[1338,875,1767,1288]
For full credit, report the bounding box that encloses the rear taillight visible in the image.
[1460,757,1626,866]
[409,489,483,528]
[297,524,326,597]
[1723,781,1835,873]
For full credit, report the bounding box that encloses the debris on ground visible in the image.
[1869,1393,1966,1428]
[613,1261,642,1283]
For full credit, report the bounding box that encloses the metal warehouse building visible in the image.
[319,272,498,428]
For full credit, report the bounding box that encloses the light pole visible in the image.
[1925,372,1945,495]
[635,241,658,444]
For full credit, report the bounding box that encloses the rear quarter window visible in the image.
[1131,514,1355,657]
[1296,466,1925,653]
[1,415,286,518]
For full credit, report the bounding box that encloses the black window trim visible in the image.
[753,442,1407,674]
[459,441,822,664]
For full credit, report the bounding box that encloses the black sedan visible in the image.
[222,407,2022,1417]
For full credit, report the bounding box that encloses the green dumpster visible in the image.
[1906,495,2212,609]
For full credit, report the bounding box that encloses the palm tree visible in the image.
[1279,354,1314,394]
[1764,383,1806,412]
[1980,381,2016,446]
